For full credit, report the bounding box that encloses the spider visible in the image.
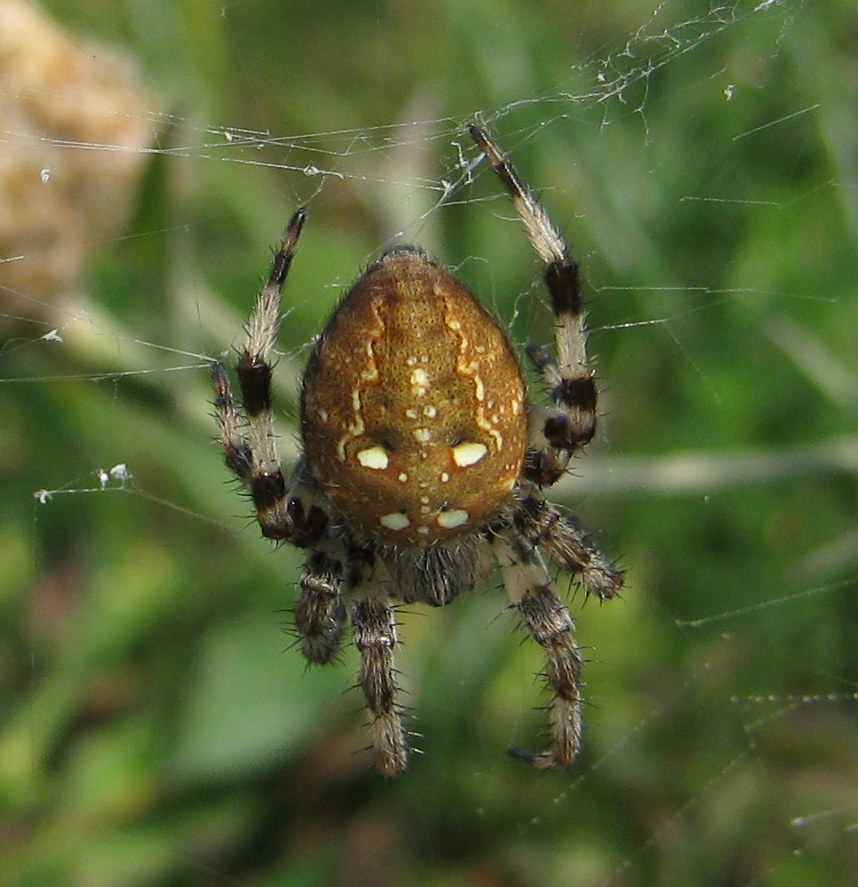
[211,124,623,775]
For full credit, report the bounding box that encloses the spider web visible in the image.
[3,0,857,884]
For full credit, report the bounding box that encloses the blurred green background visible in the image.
[2,0,857,885]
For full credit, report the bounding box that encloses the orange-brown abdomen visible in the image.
[301,248,527,544]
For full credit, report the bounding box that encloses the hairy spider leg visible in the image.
[492,534,583,769]
[211,207,308,541]
[470,124,596,486]
[350,556,410,775]
[471,124,623,767]
[294,545,347,664]
[513,490,623,601]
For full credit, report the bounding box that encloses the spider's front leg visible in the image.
[294,544,347,664]
[494,535,584,769]
[349,554,410,775]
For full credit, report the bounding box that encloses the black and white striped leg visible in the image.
[470,124,597,486]
[294,546,347,664]
[494,536,583,769]
[351,592,409,775]
[210,208,307,541]
[514,491,623,601]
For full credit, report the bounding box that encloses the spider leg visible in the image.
[294,543,347,664]
[349,553,410,775]
[211,208,309,540]
[470,124,596,485]
[494,534,583,769]
[514,488,623,600]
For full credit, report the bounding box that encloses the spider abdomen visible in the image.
[301,247,527,544]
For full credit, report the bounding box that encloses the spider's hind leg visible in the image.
[494,534,583,770]
[210,208,308,541]
[469,123,596,487]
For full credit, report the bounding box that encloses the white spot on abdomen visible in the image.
[356,446,390,470]
[410,367,429,396]
[380,512,411,531]
[452,441,488,467]
[436,509,469,529]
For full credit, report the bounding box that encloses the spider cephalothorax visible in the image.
[212,124,623,775]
